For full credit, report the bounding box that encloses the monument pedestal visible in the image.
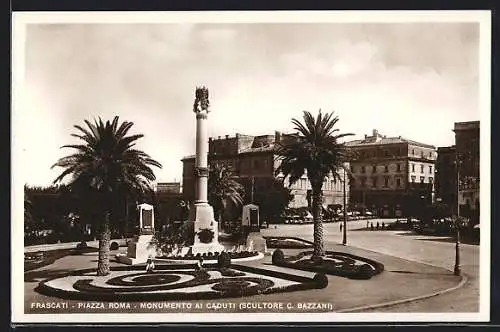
[116,234,158,265]
[116,203,158,265]
[190,202,225,255]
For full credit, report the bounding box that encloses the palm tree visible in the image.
[276,110,353,258]
[208,163,245,233]
[52,116,162,276]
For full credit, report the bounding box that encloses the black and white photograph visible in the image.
[11,10,491,324]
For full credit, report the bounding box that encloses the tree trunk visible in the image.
[218,210,223,233]
[97,212,111,276]
[311,183,324,258]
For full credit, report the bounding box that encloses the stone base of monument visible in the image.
[246,232,267,254]
[189,202,226,255]
[116,234,158,265]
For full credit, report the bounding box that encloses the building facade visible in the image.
[454,121,480,225]
[346,129,436,217]
[435,146,457,214]
[154,182,184,227]
[182,131,349,219]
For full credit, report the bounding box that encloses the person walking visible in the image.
[340,223,343,232]
[376,222,380,230]
[195,257,205,271]
[145,257,156,274]
[370,222,374,231]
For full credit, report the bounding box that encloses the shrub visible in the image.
[217,252,231,268]
[76,241,88,250]
[110,242,119,251]
[356,264,374,279]
[313,273,329,289]
[219,268,245,277]
[272,249,285,265]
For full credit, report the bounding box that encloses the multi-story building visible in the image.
[435,146,457,214]
[345,129,436,217]
[453,121,480,224]
[181,131,349,220]
[154,182,184,227]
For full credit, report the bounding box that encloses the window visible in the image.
[429,177,433,184]
[411,175,416,183]
[253,159,260,169]
[384,177,389,187]
[361,166,366,173]
[429,152,433,158]
[396,178,401,187]
[412,164,415,172]
[300,178,307,189]
[384,165,389,173]
[420,164,424,173]
[429,165,433,173]
[372,165,377,173]
[421,151,424,158]
[397,164,401,172]
[372,177,377,188]
[412,149,415,155]
[420,176,425,183]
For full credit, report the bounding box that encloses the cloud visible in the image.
[20,22,480,186]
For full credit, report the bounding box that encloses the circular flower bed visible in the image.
[272,250,384,280]
[35,264,323,302]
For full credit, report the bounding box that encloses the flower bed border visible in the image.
[25,247,99,272]
[273,250,384,280]
[264,236,314,249]
[35,263,326,302]
[155,251,260,261]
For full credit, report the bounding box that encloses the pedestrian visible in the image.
[382,222,385,230]
[340,223,343,232]
[370,222,374,231]
[366,221,369,229]
[195,257,205,271]
[376,222,380,230]
[145,257,155,274]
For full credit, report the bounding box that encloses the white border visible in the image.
[11,10,491,324]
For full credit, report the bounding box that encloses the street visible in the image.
[262,218,480,312]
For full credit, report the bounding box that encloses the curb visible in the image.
[337,273,468,313]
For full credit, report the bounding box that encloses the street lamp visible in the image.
[342,169,347,245]
[454,156,462,276]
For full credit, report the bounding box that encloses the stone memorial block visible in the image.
[116,203,157,265]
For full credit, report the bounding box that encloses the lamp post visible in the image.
[342,169,347,246]
[454,156,462,276]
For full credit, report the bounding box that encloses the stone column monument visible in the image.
[189,86,225,255]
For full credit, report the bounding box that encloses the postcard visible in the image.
[12,10,491,324]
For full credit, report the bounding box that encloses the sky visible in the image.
[18,20,481,187]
